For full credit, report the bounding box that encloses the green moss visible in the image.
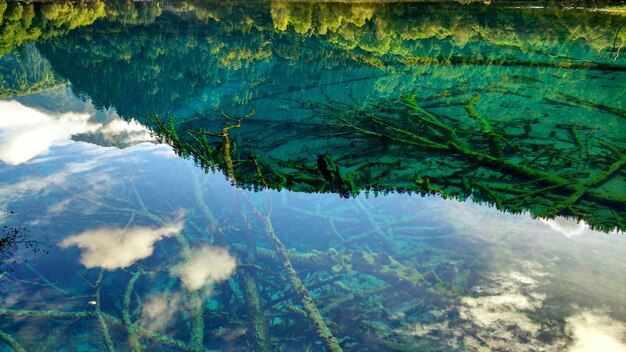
[0,1,8,26]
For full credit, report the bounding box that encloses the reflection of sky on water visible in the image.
[0,99,152,165]
[0,100,97,165]
[0,99,625,351]
[170,245,237,291]
[406,199,626,351]
[59,220,185,270]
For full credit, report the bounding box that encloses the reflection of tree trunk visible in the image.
[607,20,626,60]
[539,154,626,217]
[130,178,206,350]
[237,196,272,352]
[245,194,344,352]
[326,93,626,230]
[240,250,272,351]
[355,197,397,255]
[188,110,256,185]
[95,270,115,352]
[5,163,218,351]
[0,330,26,352]
[123,270,144,352]
[250,246,433,297]
[0,305,197,351]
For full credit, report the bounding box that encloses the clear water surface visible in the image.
[0,1,626,351]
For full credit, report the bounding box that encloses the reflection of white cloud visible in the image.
[0,159,96,201]
[397,267,569,350]
[0,100,154,165]
[457,267,594,351]
[398,321,449,337]
[98,118,155,146]
[458,271,548,349]
[0,155,126,229]
[460,293,542,337]
[389,195,626,350]
[567,310,626,352]
[541,217,588,238]
[46,198,73,216]
[0,100,99,165]
[101,119,147,136]
[0,142,182,231]
[170,245,236,291]
[399,263,626,351]
[140,292,182,331]
[59,221,183,269]
[508,271,538,285]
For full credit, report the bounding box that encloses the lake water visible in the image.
[1,1,626,351]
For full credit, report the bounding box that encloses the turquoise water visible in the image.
[1,1,626,351]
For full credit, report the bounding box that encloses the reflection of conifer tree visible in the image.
[0,45,63,98]
[37,2,281,119]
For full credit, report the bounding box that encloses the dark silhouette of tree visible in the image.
[0,210,47,273]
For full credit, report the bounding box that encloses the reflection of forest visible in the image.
[0,45,62,98]
[2,1,626,105]
[2,3,626,351]
[2,1,626,57]
[0,1,164,97]
[270,1,626,60]
[2,1,626,232]
[0,1,106,56]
